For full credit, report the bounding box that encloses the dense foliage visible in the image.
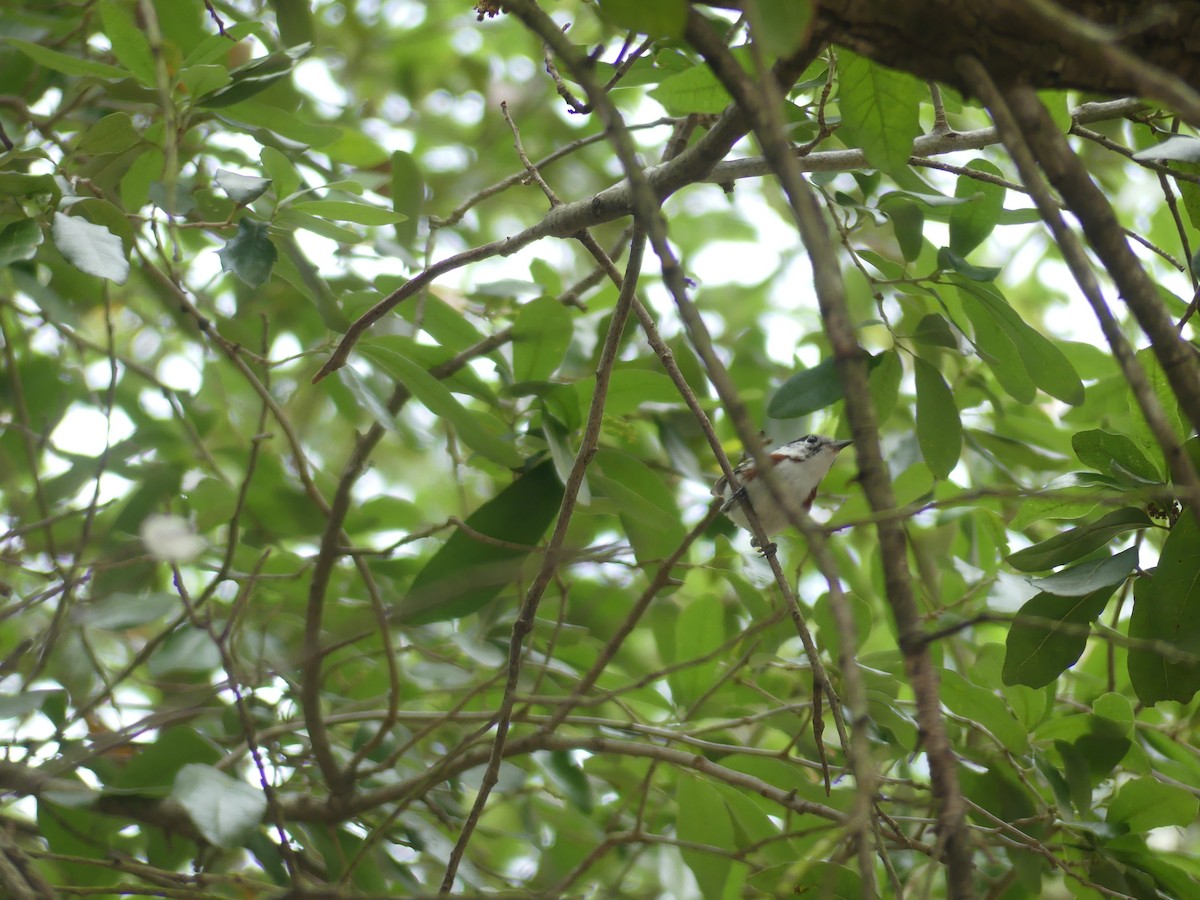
[2,1,1200,897]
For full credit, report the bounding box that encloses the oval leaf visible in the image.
[216,218,277,287]
[170,764,267,849]
[914,356,961,479]
[1003,584,1120,688]
[949,159,1007,257]
[399,461,562,623]
[512,296,573,382]
[1007,508,1153,572]
[51,212,129,284]
[358,343,522,468]
[1128,511,1200,705]
[838,52,922,174]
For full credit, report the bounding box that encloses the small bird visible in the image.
[711,434,853,550]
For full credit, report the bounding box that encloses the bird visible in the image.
[711,434,853,551]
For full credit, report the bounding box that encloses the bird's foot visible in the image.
[751,539,777,558]
[720,486,747,514]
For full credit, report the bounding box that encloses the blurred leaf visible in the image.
[8,38,129,80]
[940,667,1028,752]
[512,296,573,382]
[171,764,266,848]
[939,247,1001,281]
[195,45,310,107]
[77,112,140,155]
[399,462,562,623]
[597,0,686,38]
[593,449,686,566]
[949,159,1007,256]
[217,218,277,287]
[1007,508,1152,572]
[676,775,736,900]
[99,0,157,86]
[215,169,271,204]
[649,61,733,115]
[1128,511,1200,705]
[51,213,129,283]
[111,728,221,795]
[359,342,522,467]
[390,149,423,247]
[0,217,43,266]
[1109,778,1199,832]
[914,356,960,479]
[770,354,882,418]
[289,199,407,225]
[1072,428,1160,483]
[958,283,1083,404]
[750,0,814,59]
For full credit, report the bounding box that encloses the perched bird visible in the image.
[711,434,853,549]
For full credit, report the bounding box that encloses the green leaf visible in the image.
[543,751,594,814]
[1128,510,1200,705]
[51,213,129,284]
[1007,508,1153,572]
[911,313,958,348]
[215,169,271,204]
[0,218,43,267]
[111,727,221,795]
[601,368,681,416]
[957,283,1084,405]
[289,199,407,225]
[880,196,924,262]
[512,296,573,382]
[750,0,814,59]
[260,146,302,201]
[597,0,686,38]
[867,347,902,424]
[648,62,733,116]
[171,764,266,849]
[1072,428,1160,483]
[147,628,220,677]
[99,0,157,86]
[178,63,230,100]
[949,159,1007,256]
[390,149,423,248]
[940,667,1029,752]
[77,112,140,155]
[1026,546,1138,597]
[769,354,883,418]
[0,172,61,201]
[837,52,922,174]
[79,592,177,630]
[914,357,961,479]
[195,45,309,107]
[668,593,725,712]
[217,218,277,287]
[1109,777,1200,832]
[592,449,687,567]
[7,38,131,81]
[217,100,342,148]
[398,462,562,623]
[676,775,736,900]
[939,246,1001,281]
[788,863,864,899]
[359,343,522,468]
[1002,585,1120,688]
[0,690,61,720]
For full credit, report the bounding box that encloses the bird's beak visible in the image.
[832,439,853,452]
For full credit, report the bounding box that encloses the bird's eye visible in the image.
[805,435,819,444]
